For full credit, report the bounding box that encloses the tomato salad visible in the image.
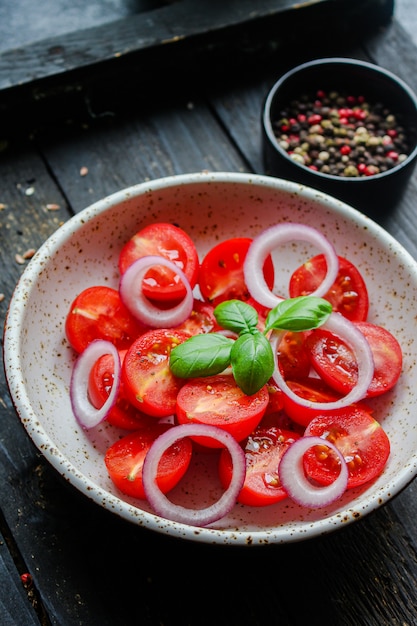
[66,221,400,527]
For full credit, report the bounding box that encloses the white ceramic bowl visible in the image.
[4,171,417,546]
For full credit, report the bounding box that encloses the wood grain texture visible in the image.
[1,5,417,625]
[0,0,394,136]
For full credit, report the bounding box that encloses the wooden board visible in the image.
[0,0,394,133]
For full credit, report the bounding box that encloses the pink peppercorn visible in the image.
[340,145,352,155]
[339,108,354,118]
[353,109,367,120]
[308,114,322,125]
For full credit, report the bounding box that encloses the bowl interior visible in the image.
[4,172,417,545]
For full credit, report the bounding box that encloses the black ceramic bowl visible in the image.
[262,58,417,219]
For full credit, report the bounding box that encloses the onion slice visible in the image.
[119,255,194,328]
[70,339,121,429]
[142,423,246,526]
[279,435,349,508]
[270,311,374,410]
[243,223,339,309]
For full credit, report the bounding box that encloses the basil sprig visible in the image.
[169,296,332,396]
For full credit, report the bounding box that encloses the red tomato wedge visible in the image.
[306,322,403,397]
[219,426,301,506]
[281,376,344,427]
[175,374,269,447]
[172,299,220,336]
[264,380,285,416]
[104,424,193,499]
[88,349,156,430]
[118,222,199,302]
[199,237,274,307]
[65,285,145,354]
[303,406,390,489]
[122,328,189,417]
[289,254,369,321]
[276,330,311,380]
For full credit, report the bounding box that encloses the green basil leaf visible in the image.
[214,299,258,334]
[169,333,234,378]
[265,296,332,332]
[230,330,274,395]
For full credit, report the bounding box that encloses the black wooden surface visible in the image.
[0,0,394,137]
[2,2,417,625]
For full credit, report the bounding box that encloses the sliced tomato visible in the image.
[199,237,274,307]
[306,322,402,397]
[276,331,311,380]
[281,376,343,427]
[65,285,145,354]
[265,380,285,415]
[104,424,193,499]
[118,222,199,302]
[172,299,220,336]
[219,426,301,506]
[175,374,269,447]
[88,349,156,430]
[303,406,390,489]
[122,328,189,417]
[289,254,369,321]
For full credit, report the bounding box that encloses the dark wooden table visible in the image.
[2,1,417,624]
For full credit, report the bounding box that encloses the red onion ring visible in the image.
[243,223,339,309]
[270,312,374,411]
[119,255,194,327]
[70,339,121,429]
[278,435,349,508]
[142,423,246,526]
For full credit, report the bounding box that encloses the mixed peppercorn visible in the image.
[272,90,410,177]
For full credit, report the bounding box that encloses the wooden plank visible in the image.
[0,0,169,53]
[0,527,40,626]
[0,0,394,135]
[36,93,248,210]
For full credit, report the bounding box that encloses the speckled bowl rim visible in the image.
[4,171,417,546]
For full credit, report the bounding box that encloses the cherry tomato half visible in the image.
[289,254,369,321]
[88,349,156,430]
[175,374,269,447]
[219,426,301,506]
[276,330,311,380]
[65,285,145,354]
[172,299,220,336]
[306,322,403,397]
[199,237,274,307]
[122,328,189,417]
[281,376,343,427]
[303,406,390,489]
[104,424,193,499]
[118,222,199,302]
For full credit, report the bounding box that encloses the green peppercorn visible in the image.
[344,165,359,176]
